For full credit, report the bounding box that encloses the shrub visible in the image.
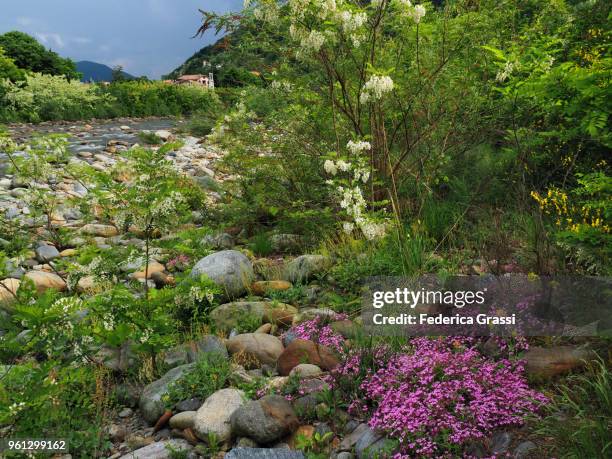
[164,353,231,408]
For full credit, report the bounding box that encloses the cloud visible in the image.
[73,37,92,45]
[35,32,65,48]
[16,16,34,26]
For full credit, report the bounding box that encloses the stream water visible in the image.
[1,117,178,175]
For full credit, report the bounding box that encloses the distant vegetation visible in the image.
[0,31,80,80]
[0,32,220,123]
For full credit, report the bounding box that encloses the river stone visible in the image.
[0,278,20,307]
[514,441,537,458]
[80,223,118,237]
[277,340,339,376]
[270,234,303,253]
[489,431,512,455]
[354,426,384,458]
[230,395,299,444]
[251,280,292,296]
[118,439,192,459]
[139,363,195,424]
[289,364,322,378]
[227,333,284,367]
[190,250,254,299]
[225,448,305,459]
[211,302,297,331]
[155,130,173,141]
[163,335,228,368]
[169,411,196,430]
[35,244,60,263]
[524,346,597,378]
[202,233,235,250]
[194,388,246,443]
[24,271,67,293]
[283,255,331,283]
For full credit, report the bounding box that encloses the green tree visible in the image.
[111,65,128,82]
[0,46,25,82]
[0,31,80,80]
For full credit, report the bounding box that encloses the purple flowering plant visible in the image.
[327,337,547,457]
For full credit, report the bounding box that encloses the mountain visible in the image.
[76,61,134,82]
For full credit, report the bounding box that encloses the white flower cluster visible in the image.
[270,80,293,92]
[360,75,395,104]
[302,30,327,52]
[150,191,185,220]
[394,0,426,24]
[496,61,515,83]
[324,140,387,240]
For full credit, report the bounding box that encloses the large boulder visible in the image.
[0,278,20,308]
[35,244,60,263]
[139,363,195,424]
[202,233,235,250]
[162,335,227,369]
[24,271,67,294]
[283,255,331,283]
[194,388,246,443]
[118,439,192,459]
[230,395,299,444]
[211,302,297,331]
[225,448,305,459]
[191,250,254,299]
[277,340,339,376]
[226,334,284,368]
[524,346,597,379]
[80,223,118,237]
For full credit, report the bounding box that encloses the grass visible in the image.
[533,358,611,458]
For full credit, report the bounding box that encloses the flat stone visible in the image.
[224,448,305,459]
[139,363,195,424]
[118,439,192,459]
[35,244,60,263]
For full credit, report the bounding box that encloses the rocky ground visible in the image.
[0,120,597,459]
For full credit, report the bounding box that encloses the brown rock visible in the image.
[227,333,284,367]
[524,346,597,379]
[24,271,67,294]
[277,339,339,376]
[255,323,272,334]
[251,280,292,296]
[0,278,20,306]
[60,249,77,257]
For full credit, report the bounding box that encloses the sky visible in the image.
[0,0,244,79]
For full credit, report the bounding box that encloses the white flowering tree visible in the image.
[198,0,494,240]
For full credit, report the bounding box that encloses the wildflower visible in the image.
[324,159,338,175]
[496,61,515,82]
[343,222,355,234]
[301,30,326,52]
[347,140,371,154]
[360,75,394,104]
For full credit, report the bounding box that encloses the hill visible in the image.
[76,61,134,82]
[163,27,278,87]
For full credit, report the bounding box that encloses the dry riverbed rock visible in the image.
[277,339,339,376]
[227,333,284,368]
[230,395,299,444]
[190,250,254,299]
[193,388,246,443]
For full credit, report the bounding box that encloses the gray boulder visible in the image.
[230,395,299,444]
[283,255,331,283]
[162,335,227,368]
[225,448,305,459]
[35,244,60,263]
[139,363,195,424]
[203,233,235,250]
[193,388,246,443]
[191,250,254,299]
[118,439,192,459]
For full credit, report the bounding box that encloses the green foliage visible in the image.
[0,31,80,79]
[248,233,274,257]
[534,358,612,458]
[137,131,163,145]
[0,46,25,82]
[0,363,112,458]
[0,77,220,122]
[163,353,231,409]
